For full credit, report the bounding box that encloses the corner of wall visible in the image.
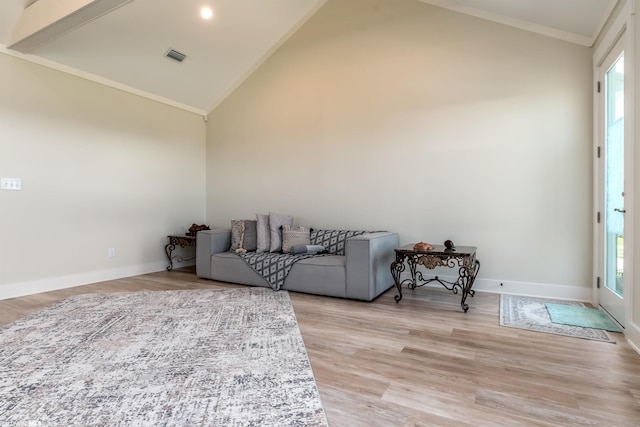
[626,321,640,355]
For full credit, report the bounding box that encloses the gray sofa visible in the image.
[196,229,399,301]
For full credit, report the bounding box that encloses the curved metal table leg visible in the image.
[165,243,176,271]
[391,257,406,302]
[459,260,480,312]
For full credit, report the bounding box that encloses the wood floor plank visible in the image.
[1,269,639,426]
[319,384,410,427]
[475,388,635,427]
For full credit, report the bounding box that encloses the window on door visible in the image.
[604,52,624,298]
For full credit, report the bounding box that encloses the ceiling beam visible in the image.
[7,0,132,53]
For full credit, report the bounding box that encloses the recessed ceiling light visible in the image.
[200,7,213,20]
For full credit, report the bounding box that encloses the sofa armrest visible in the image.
[345,232,399,301]
[196,229,231,279]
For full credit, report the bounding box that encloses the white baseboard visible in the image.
[0,261,194,301]
[624,320,640,356]
[402,273,593,302]
[471,277,592,301]
[5,269,590,302]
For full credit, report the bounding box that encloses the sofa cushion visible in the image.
[256,213,270,253]
[282,225,311,253]
[269,212,293,253]
[211,251,346,298]
[230,219,257,252]
[211,252,271,288]
[284,256,346,298]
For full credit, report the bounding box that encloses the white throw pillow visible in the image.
[282,225,311,253]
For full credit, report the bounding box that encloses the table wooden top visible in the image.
[396,244,476,256]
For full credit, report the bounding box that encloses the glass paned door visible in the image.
[600,42,625,327]
[604,53,624,298]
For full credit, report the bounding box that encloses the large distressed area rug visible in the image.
[500,294,617,343]
[0,287,328,426]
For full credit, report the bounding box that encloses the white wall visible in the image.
[0,52,206,298]
[206,0,593,298]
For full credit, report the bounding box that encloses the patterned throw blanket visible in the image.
[237,252,323,291]
[238,229,368,290]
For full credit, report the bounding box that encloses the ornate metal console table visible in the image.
[390,244,480,312]
[165,235,196,271]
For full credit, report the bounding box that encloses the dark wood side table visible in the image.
[165,235,196,271]
[390,244,480,312]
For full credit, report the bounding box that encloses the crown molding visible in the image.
[418,0,619,47]
[1,45,206,116]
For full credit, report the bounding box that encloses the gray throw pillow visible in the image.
[256,213,270,253]
[230,219,257,252]
[269,212,293,253]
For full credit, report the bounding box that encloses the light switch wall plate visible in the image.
[1,178,22,190]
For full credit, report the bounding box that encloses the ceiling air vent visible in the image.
[164,48,187,63]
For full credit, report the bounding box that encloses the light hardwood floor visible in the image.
[1,268,639,426]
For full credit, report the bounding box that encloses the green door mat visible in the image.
[545,303,623,333]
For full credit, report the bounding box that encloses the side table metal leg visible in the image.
[460,278,471,312]
[165,243,176,271]
[391,259,405,303]
[459,260,480,312]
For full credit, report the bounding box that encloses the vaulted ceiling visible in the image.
[0,0,618,115]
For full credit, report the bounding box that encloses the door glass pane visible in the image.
[605,53,624,297]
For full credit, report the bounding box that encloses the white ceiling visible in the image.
[0,0,618,115]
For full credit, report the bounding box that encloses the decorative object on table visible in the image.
[391,244,480,312]
[444,240,455,251]
[0,288,328,426]
[165,234,196,271]
[413,241,433,251]
[499,294,617,343]
[187,223,210,237]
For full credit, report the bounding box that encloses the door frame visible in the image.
[592,0,635,331]
[597,37,626,325]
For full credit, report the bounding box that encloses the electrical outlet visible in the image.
[1,178,22,190]
[108,248,116,258]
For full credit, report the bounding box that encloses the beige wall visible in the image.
[0,52,206,296]
[206,0,593,296]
